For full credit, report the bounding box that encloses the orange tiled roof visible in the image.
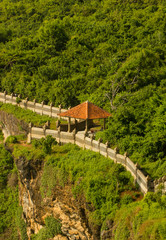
[58,101,111,119]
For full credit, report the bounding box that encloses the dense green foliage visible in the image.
[0,0,165,178]
[111,193,166,240]
[31,216,62,240]
[0,0,165,106]
[32,135,57,153]
[0,144,13,188]
[0,0,166,238]
[0,144,27,240]
[96,84,166,178]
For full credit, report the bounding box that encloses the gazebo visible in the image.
[58,101,111,132]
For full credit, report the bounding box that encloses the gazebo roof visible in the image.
[58,101,111,120]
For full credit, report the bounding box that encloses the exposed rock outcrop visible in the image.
[16,156,94,240]
[0,110,28,139]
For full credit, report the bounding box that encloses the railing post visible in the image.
[57,126,61,144]
[33,99,36,112]
[43,124,46,137]
[50,102,53,117]
[90,134,95,150]
[83,130,88,150]
[74,119,77,132]
[41,101,44,115]
[17,94,21,106]
[72,128,76,144]
[135,163,138,184]
[68,117,71,132]
[58,104,61,119]
[98,138,102,153]
[106,141,109,158]
[25,97,28,109]
[154,179,158,193]
[146,175,150,193]
[124,152,128,169]
[4,91,6,103]
[45,120,50,129]
[27,122,32,143]
[114,147,119,163]
[56,120,60,129]
[11,93,14,104]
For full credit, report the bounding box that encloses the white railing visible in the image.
[1,91,163,195]
[28,126,150,194]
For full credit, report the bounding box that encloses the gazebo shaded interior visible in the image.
[58,101,111,132]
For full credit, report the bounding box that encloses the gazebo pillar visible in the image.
[85,119,88,132]
[68,117,71,132]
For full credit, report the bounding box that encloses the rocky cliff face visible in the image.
[16,155,94,240]
[0,110,99,240]
[0,110,28,138]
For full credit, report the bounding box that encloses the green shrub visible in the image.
[32,136,57,154]
[120,194,133,205]
[6,135,18,144]
[45,216,62,236]
[31,216,62,240]
[42,135,57,154]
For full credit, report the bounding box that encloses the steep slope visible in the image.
[1,136,165,240]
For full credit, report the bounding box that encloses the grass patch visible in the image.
[0,103,57,129]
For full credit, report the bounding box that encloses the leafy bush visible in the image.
[5,135,18,144]
[31,216,62,240]
[120,194,133,205]
[42,135,57,154]
[32,135,57,154]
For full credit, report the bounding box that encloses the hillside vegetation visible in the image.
[1,137,165,240]
[0,143,28,240]
[0,1,166,175]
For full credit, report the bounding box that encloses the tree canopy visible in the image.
[0,0,166,178]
